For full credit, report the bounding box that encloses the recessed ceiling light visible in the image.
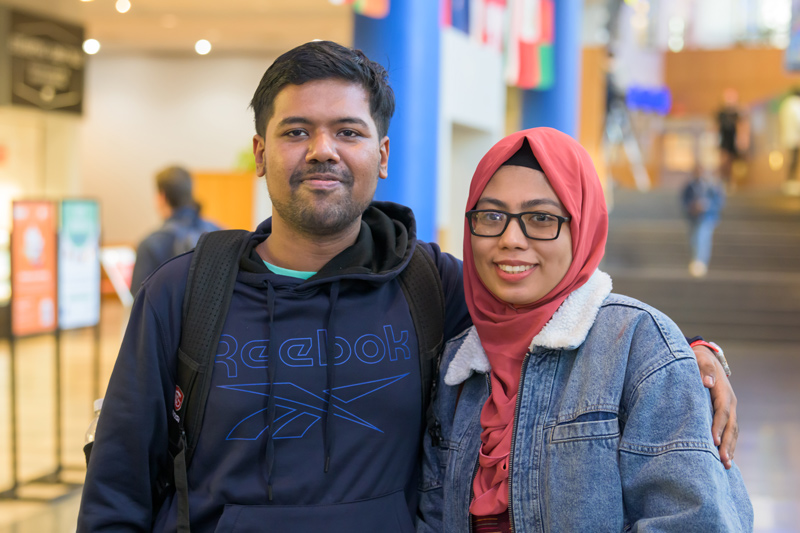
[83,39,101,54]
[195,39,212,55]
[116,0,131,14]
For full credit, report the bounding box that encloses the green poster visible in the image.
[58,199,101,329]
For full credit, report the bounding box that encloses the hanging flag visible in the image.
[450,0,469,34]
[536,0,554,89]
[539,0,553,42]
[479,0,506,52]
[537,43,554,89]
[354,0,390,18]
[442,0,453,27]
[330,0,390,19]
[504,0,554,90]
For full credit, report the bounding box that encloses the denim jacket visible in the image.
[417,270,753,532]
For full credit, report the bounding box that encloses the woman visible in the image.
[418,128,752,532]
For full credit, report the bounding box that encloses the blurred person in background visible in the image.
[682,164,726,278]
[130,165,221,296]
[716,88,748,190]
[778,87,800,196]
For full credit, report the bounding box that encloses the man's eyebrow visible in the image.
[476,197,563,211]
[275,117,370,128]
[335,117,370,128]
[276,117,312,127]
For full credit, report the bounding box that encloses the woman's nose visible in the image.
[498,218,529,249]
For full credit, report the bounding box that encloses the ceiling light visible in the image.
[83,39,101,55]
[668,36,684,52]
[116,0,131,14]
[669,17,685,33]
[195,39,212,55]
[769,150,784,170]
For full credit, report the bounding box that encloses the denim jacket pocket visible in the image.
[550,413,620,443]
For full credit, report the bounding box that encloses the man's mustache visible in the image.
[290,163,353,186]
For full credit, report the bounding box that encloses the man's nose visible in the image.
[306,133,340,164]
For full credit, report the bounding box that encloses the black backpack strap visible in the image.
[397,245,446,447]
[160,229,250,532]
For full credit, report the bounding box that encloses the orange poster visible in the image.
[11,200,57,336]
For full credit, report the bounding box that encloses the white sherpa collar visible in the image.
[444,269,613,386]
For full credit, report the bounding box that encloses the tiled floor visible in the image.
[0,300,126,533]
[727,340,800,531]
[1,300,799,531]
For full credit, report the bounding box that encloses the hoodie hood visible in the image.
[238,201,417,288]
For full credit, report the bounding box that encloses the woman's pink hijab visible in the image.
[464,128,608,515]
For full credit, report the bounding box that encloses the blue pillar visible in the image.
[521,0,583,138]
[353,2,440,243]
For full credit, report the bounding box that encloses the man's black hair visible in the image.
[249,40,395,139]
[156,166,194,210]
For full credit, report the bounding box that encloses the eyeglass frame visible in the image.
[465,209,572,241]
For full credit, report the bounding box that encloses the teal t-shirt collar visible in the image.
[263,260,316,280]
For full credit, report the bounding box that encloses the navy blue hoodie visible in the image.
[78,202,470,532]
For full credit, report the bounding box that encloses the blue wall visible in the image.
[353,1,441,242]
[521,0,584,138]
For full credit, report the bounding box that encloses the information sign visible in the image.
[11,200,57,336]
[58,199,101,329]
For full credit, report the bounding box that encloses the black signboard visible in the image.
[2,8,85,114]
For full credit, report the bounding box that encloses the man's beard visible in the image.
[268,163,373,237]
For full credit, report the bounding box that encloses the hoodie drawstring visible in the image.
[262,279,341,500]
[322,281,340,473]
[264,280,277,501]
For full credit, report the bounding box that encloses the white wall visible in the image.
[689,0,740,49]
[79,54,275,244]
[0,106,83,211]
[437,28,506,257]
[613,3,664,89]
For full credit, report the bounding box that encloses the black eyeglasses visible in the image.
[466,210,571,240]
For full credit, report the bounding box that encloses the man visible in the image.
[715,88,748,188]
[130,165,221,296]
[78,41,737,532]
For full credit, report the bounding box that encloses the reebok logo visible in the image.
[214,325,411,378]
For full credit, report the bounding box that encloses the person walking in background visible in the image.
[778,87,800,196]
[682,165,725,278]
[716,88,748,189]
[130,165,221,295]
